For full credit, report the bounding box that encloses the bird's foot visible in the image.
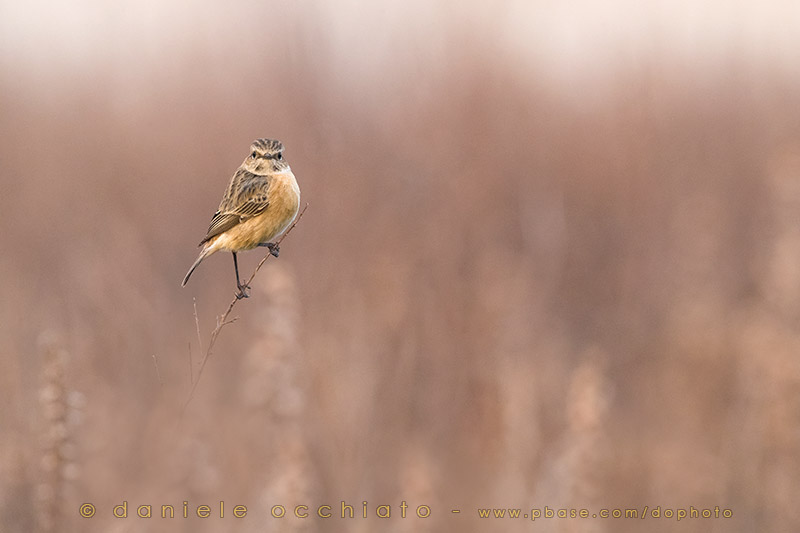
[258,242,280,258]
[235,284,251,299]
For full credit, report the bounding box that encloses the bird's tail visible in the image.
[182,247,211,287]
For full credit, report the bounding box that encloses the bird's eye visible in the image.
[276,153,282,160]
[251,151,257,159]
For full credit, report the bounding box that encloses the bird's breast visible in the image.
[208,170,300,253]
[266,170,301,234]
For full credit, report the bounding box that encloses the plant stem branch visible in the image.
[181,203,308,414]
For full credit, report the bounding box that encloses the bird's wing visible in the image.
[199,175,271,245]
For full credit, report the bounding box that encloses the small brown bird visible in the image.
[182,138,300,298]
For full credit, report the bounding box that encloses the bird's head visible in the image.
[242,138,290,175]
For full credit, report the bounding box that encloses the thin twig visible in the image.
[187,342,193,386]
[181,203,308,414]
[193,298,204,365]
[152,354,163,386]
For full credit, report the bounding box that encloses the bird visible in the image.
[182,138,300,299]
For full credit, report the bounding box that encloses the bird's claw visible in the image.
[259,242,280,258]
[235,284,250,299]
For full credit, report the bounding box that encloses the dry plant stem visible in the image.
[182,203,308,414]
[152,354,163,386]
[193,298,204,356]
[190,297,203,385]
[187,342,193,386]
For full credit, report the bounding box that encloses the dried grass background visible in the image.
[1,1,799,532]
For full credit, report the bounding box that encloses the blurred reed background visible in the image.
[1,1,799,532]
